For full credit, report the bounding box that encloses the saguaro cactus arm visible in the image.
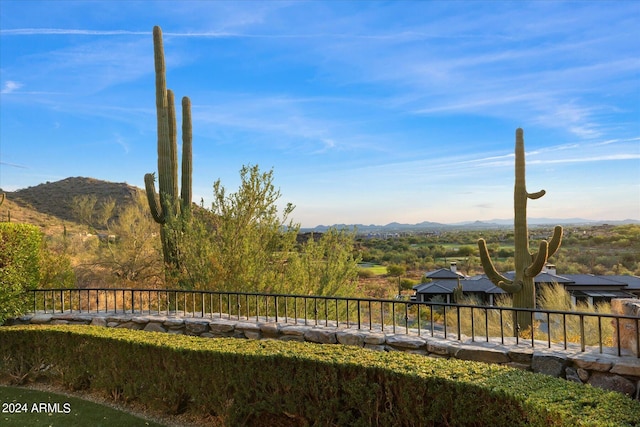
[478,239,522,293]
[144,173,164,224]
[530,225,563,267]
[547,225,563,258]
[180,96,192,214]
[167,89,179,199]
[528,190,546,199]
[526,240,548,277]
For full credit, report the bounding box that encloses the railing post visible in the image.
[531,311,535,348]
[430,304,434,337]
[547,312,551,348]
[404,303,409,334]
[313,298,317,326]
[579,314,586,352]
[325,299,329,327]
[636,318,640,358]
[616,318,621,357]
[563,313,568,350]
[484,307,489,342]
[345,299,349,328]
[392,302,396,334]
[467,306,471,341]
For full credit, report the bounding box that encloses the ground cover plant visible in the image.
[1,325,639,426]
[0,385,164,427]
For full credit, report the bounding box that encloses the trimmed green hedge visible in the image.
[1,325,639,426]
[0,223,41,324]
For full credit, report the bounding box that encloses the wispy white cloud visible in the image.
[0,161,29,169]
[114,134,130,154]
[1,80,23,94]
[2,27,518,41]
[593,137,640,146]
[0,28,148,36]
[529,154,640,165]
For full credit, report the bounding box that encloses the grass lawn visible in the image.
[357,263,388,276]
[0,385,165,427]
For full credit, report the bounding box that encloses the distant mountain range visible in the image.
[2,177,637,234]
[302,218,640,233]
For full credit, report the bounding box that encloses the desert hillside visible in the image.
[1,177,143,235]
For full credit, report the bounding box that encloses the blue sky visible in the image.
[1,1,639,227]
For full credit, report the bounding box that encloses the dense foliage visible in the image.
[0,223,42,324]
[169,165,361,295]
[357,224,640,277]
[2,325,639,426]
[53,165,361,295]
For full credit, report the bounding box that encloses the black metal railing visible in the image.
[28,288,640,357]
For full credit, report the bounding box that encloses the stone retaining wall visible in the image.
[8,311,640,400]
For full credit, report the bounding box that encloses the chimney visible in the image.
[450,262,457,273]
[545,264,557,275]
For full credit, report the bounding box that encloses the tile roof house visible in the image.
[607,275,640,297]
[413,263,638,306]
[424,262,465,280]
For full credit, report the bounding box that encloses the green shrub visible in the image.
[357,268,375,278]
[0,223,42,324]
[1,325,639,426]
[400,278,417,290]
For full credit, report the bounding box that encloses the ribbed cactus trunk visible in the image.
[144,25,193,269]
[512,129,541,331]
[478,129,562,335]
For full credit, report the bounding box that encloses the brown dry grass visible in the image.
[2,177,142,236]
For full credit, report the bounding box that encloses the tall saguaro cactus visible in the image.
[477,128,563,334]
[144,25,192,268]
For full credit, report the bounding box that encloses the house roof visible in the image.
[485,285,508,294]
[571,290,636,299]
[425,268,465,280]
[561,274,628,288]
[606,275,640,290]
[417,267,640,297]
[460,276,502,293]
[414,276,507,295]
[413,281,456,295]
[503,271,574,284]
